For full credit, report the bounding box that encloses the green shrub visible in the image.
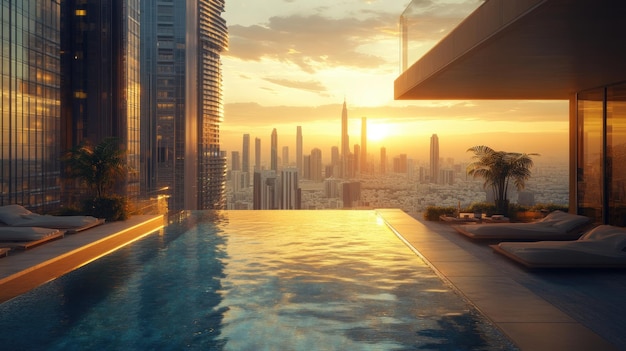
[83,195,130,221]
[529,203,569,212]
[464,202,496,216]
[424,206,456,221]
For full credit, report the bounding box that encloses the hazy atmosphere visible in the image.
[221,0,569,165]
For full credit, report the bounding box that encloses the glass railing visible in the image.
[400,0,485,72]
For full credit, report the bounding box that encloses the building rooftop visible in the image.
[1,210,624,350]
[395,0,626,100]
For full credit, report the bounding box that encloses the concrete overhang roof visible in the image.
[395,0,626,100]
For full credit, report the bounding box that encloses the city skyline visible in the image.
[220,0,569,165]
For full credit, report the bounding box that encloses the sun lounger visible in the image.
[0,247,9,258]
[0,204,104,233]
[452,210,591,241]
[0,227,64,250]
[491,225,626,268]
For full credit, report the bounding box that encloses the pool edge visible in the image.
[376,209,618,351]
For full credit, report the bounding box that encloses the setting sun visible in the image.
[368,123,391,141]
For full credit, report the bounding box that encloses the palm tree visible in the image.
[466,145,538,215]
[63,138,127,199]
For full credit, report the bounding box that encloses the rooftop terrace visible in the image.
[0,210,624,350]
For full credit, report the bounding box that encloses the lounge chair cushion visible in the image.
[492,225,626,268]
[535,210,591,232]
[0,227,61,241]
[579,225,626,251]
[0,204,33,226]
[0,204,100,229]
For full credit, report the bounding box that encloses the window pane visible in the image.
[607,84,626,225]
[577,88,604,223]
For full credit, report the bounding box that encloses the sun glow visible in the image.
[368,123,391,141]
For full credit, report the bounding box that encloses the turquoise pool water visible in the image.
[0,210,516,350]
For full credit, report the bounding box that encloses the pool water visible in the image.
[0,210,517,350]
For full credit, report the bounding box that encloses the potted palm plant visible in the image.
[63,137,129,221]
[466,145,538,217]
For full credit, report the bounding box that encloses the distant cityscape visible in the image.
[224,101,569,211]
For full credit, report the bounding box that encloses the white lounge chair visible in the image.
[491,225,626,268]
[0,226,64,250]
[452,210,591,241]
[0,204,104,233]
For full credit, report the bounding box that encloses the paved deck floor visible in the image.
[379,209,624,351]
[0,210,624,351]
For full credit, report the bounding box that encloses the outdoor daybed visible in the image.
[0,226,64,250]
[0,204,104,233]
[452,210,591,241]
[491,225,626,268]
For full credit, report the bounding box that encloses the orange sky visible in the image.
[221,1,570,166]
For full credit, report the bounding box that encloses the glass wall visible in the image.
[607,85,626,226]
[577,82,626,225]
[0,0,61,211]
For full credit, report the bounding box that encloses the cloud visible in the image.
[263,78,329,95]
[226,12,396,73]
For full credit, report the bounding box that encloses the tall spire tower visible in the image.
[341,99,350,178]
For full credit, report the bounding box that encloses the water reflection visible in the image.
[0,210,515,350]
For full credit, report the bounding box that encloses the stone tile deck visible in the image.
[378,209,622,351]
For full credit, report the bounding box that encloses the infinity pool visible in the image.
[0,210,516,350]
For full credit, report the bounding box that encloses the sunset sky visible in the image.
[221,0,569,167]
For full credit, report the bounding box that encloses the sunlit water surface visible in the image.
[0,210,516,350]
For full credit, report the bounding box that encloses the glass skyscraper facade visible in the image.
[142,0,227,211]
[61,0,141,204]
[0,1,61,211]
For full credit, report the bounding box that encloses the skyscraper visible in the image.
[310,148,323,182]
[271,128,278,171]
[255,137,262,171]
[281,168,300,210]
[430,134,440,184]
[353,144,361,175]
[296,126,303,177]
[141,0,227,210]
[231,151,241,171]
[361,117,367,173]
[253,170,277,210]
[242,134,250,174]
[282,146,289,166]
[341,99,350,178]
[3,0,61,211]
[62,0,141,204]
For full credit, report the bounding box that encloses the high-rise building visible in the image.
[380,147,387,174]
[430,134,440,183]
[253,170,277,210]
[353,144,361,175]
[393,154,408,173]
[242,134,250,174]
[271,128,278,171]
[255,137,262,171]
[141,0,228,210]
[341,99,350,178]
[361,117,368,173]
[303,155,311,180]
[282,146,289,166]
[2,0,61,211]
[341,181,361,208]
[231,151,241,171]
[62,0,141,205]
[280,168,300,210]
[331,146,340,167]
[296,126,303,177]
[310,148,323,182]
